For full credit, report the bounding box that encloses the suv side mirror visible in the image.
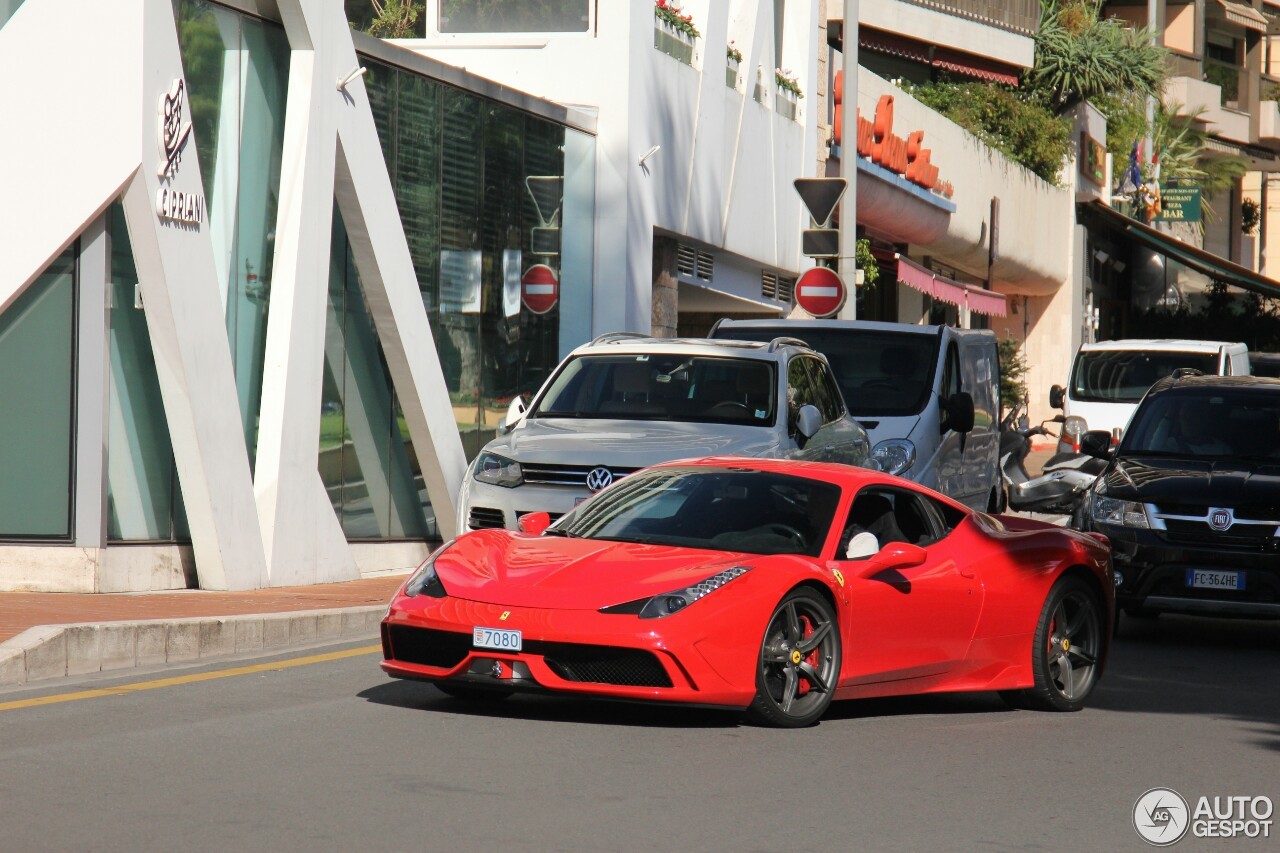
[1080,430,1112,459]
[1049,384,1065,410]
[795,404,823,446]
[945,392,975,434]
[499,396,528,433]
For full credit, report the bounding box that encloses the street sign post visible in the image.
[521,264,559,314]
[795,266,846,318]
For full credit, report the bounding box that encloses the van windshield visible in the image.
[715,328,938,417]
[530,354,776,425]
[1070,350,1218,403]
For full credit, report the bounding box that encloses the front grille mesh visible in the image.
[533,642,672,687]
[385,625,472,669]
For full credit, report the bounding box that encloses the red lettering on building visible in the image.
[837,91,954,199]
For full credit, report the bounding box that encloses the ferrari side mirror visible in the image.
[517,511,552,536]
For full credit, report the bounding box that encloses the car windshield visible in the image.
[717,327,938,417]
[552,467,841,556]
[1121,390,1280,459]
[529,354,776,425]
[1070,350,1218,403]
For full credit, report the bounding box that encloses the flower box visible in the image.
[654,21,694,65]
[726,56,740,89]
[775,89,797,120]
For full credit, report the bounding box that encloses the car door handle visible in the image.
[958,566,975,579]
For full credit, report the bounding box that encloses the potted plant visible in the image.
[775,68,802,119]
[726,41,742,88]
[654,0,699,65]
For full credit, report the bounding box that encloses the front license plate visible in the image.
[1185,569,1245,591]
[473,626,522,652]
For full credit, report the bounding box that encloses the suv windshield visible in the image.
[554,467,840,556]
[1070,350,1218,403]
[718,328,938,417]
[1122,389,1280,458]
[530,354,776,426]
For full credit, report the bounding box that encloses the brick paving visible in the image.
[0,575,405,644]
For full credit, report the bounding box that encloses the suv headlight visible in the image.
[404,541,453,598]
[473,452,523,488]
[1090,494,1149,528]
[871,439,916,476]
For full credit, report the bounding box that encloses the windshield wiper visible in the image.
[542,528,578,538]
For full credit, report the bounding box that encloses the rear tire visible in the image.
[746,588,841,728]
[1001,575,1103,712]
[434,682,514,701]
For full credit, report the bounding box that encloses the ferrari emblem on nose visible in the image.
[586,467,614,492]
[500,611,511,621]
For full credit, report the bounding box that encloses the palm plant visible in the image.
[1029,1,1166,115]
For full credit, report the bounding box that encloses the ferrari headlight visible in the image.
[473,452,523,488]
[1090,494,1149,529]
[871,439,916,476]
[403,541,453,598]
[601,566,753,618]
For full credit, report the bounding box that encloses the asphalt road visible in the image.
[1,615,1277,853]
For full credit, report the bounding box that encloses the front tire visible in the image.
[746,588,841,728]
[1001,575,1103,712]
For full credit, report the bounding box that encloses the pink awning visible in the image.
[895,255,1008,317]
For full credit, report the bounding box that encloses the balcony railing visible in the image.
[1166,51,1203,81]
[899,0,1040,36]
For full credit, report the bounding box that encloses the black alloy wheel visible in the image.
[1002,575,1103,712]
[747,588,841,728]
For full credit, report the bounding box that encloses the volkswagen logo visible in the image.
[585,467,614,492]
[1209,507,1233,531]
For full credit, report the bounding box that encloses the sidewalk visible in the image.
[0,574,406,687]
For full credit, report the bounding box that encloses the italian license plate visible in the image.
[472,626,522,652]
[1185,569,1245,591]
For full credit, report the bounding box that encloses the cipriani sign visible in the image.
[155,79,205,226]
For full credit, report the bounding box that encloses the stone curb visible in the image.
[0,606,385,687]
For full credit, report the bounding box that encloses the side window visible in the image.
[811,359,845,422]
[837,486,943,557]
[787,356,817,424]
[940,342,961,433]
[918,493,966,541]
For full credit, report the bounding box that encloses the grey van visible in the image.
[712,319,1002,511]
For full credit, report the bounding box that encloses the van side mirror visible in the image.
[795,404,823,446]
[944,392,975,434]
[1049,385,1065,410]
[1080,430,1112,460]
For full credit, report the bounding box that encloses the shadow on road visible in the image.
[358,679,743,728]
[1092,614,1280,752]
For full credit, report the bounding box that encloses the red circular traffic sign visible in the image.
[795,266,845,318]
[521,264,559,315]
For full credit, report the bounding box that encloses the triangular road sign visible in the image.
[794,178,847,227]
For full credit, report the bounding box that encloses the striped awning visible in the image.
[1218,0,1268,31]
[896,255,1008,317]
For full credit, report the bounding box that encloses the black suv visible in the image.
[1081,374,1280,619]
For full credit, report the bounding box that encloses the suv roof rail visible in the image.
[589,331,652,346]
[1172,367,1204,379]
[767,336,812,352]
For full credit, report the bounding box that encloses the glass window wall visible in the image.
[0,248,75,538]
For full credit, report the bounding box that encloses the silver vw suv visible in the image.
[457,334,871,531]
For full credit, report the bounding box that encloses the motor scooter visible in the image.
[999,404,1107,528]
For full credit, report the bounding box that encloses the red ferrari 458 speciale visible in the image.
[381,458,1114,727]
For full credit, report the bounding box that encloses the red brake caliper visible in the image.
[798,615,815,696]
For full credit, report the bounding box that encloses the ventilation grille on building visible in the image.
[676,244,714,281]
[762,272,795,304]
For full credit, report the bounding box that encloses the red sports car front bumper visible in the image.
[381,593,765,709]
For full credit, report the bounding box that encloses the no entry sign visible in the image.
[794,266,845,318]
[521,264,559,314]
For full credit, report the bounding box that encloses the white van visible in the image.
[712,319,1002,512]
[1050,339,1250,450]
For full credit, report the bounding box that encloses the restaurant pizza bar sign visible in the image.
[1155,185,1202,223]
[855,95,955,199]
